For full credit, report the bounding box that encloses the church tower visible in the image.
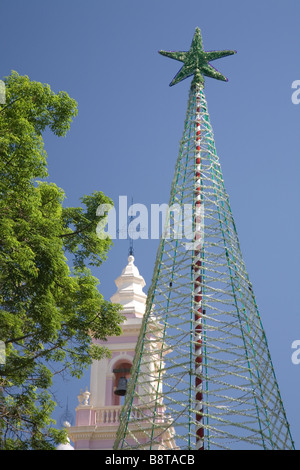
[68,255,175,450]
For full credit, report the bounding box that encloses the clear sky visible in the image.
[1,0,300,448]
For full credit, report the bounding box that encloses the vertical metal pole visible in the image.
[194,85,204,450]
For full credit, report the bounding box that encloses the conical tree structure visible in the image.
[114,28,294,450]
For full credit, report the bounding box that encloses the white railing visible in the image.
[95,406,122,425]
[94,406,149,425]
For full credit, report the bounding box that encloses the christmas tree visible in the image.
[114,28,294,450]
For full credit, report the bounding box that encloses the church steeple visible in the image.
[110,255,147,318]
[67,255,147,449]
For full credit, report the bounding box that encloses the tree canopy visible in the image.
[0,71,124,449]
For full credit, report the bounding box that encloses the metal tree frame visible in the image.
[114,29,294,450]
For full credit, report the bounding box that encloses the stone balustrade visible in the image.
[95,406,122,425]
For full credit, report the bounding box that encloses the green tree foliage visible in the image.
[0,72,124,449]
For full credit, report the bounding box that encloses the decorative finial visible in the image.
[128,196,134,257]
[159,27,236,88]
[77,389,84,405]
[59,397,74,427]
[128,239,134,257]
[128,254,134,264]
[82,386,91,406]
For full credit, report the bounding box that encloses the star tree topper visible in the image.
[159,27,236,87]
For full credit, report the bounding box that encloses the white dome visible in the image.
[56,422,74,450]
[56,437,74,450]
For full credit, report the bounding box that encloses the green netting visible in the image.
[114,84,294,450]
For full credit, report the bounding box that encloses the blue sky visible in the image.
[1,0,300,448]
